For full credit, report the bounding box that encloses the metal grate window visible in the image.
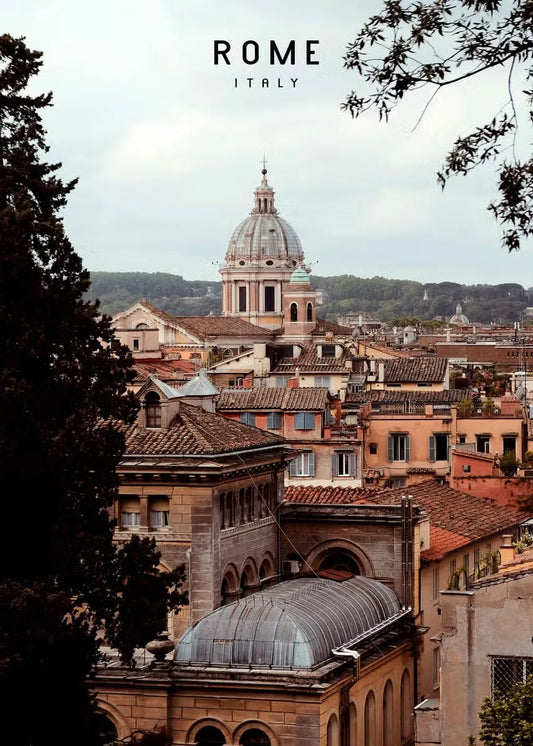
[491,656,533,697]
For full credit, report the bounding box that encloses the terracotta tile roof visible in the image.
[123,401,283,456]
[284,486,381,505]
[364,342,410,358]
[284,480,528,558]
[133,301,273,339]
[383,357,449,383]
[272,346,353,374]
[172,316,272,339]
[346,389,471,405]
[217,387,330,411]
[311,318,354,336]
[132,359,196,384]
[375,481,526,549]
[421,526,468,560]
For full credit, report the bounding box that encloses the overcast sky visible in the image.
[4,0,532,286]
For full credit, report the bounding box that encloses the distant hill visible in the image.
[88,271,533,325]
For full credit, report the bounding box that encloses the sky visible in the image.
[3,0,532,286]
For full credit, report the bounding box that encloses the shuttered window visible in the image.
[387,434,410,461]
[332,451,356,477]
[289,451,315,477]
[294,412,315,430]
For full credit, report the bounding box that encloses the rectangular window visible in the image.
[267,412,282,429]
[502,436,517,454]
[476,435,491,453]
[121,511,140,528]
[432,567,440,601]
[133,338,140,351]
[149,497,170,529]
[463,553,470,575]
[491,657,533,698]
[433,647,441,690]
[429,433,449,461]
[240,412,256,426]
[386,383,401,388]
[264,285,275,312]
[388,434,410,462]
[321,344,336,357]
[294,412,315,430]
[418,382,432,387]
[238,286,247,312]
[314,375,331,389]
[332,451,356,477]
[289,451,315,477]
[275,376,290,388]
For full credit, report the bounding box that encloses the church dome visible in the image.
[449,303,469,325]
[225,168,304,265]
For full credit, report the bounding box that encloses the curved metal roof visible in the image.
[175,577,400,669]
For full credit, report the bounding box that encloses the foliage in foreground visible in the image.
[477,675,533,745]
[343,0,533,252]
[0,34,186,746]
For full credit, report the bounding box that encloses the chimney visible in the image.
[288,377,299,388]
[499,535,515,565]
[242,378,253,388]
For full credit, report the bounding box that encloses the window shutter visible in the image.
[348,452,355,476]
[405,435,411,462]
[294,412,304,429]
[387,436,393,462]
[305,412,315,429]
[429,435,436,462]
[332,453,339,477]
[308,452,315,476]
[290,457,298,476]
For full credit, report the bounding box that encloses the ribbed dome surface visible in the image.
[227,213,303,260]
[175,576,402,670]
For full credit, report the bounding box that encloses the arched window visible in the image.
[349,703,357,746]
[319,551,360,576]
[239,728,271,746]
[307,302,313,321]
[92,713,118,745]
[145,391,161,428]
[196,725,226,745]
[135,322,150,329]
[364,691,376,746]
[401,669,412,742]
[327,714,340,746]
[290,302,298,322]
[382,680,394,746]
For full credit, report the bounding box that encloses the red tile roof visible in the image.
[283,480,527,558]
[217,387,330,411]
[272,346,353,374]
[171,316,273,339]
[123,401,283,456]
[383,357,449,383]
[132,359,196,384]
[284,485,381,505]
[421,526,467,560]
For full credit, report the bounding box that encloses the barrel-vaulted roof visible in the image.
[175,576,401,670]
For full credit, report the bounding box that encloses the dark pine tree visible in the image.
[0,35,186,746]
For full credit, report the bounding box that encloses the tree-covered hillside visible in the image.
[89,271,533,325]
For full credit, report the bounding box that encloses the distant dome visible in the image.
[175,576,402,669]
[449,303,469,325]
[225,169,304,264]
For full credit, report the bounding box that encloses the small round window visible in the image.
[239,260,246,266]
[265,260,274,266]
